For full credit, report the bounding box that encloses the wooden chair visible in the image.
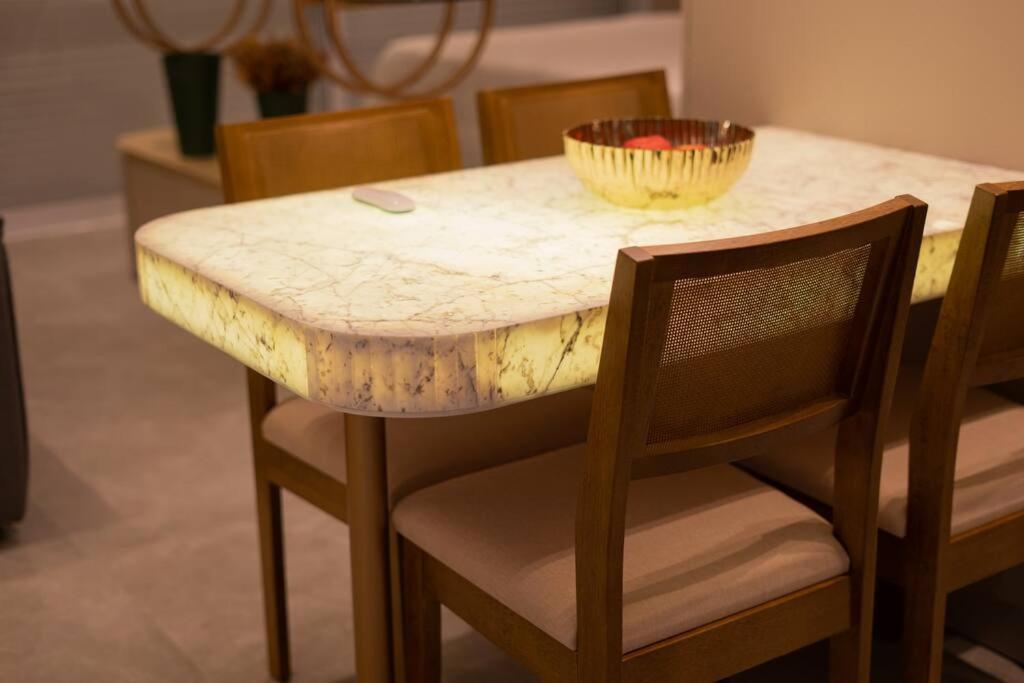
[477,70,671,164]
[218,100,462,202]
[216,101,594,681]
[747,182,1024,682]
[394,197,927,682]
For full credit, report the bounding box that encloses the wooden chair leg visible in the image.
[828,624,872,683]
[901,572,946,683]
[401,540,441,683]
[256,474,291,682]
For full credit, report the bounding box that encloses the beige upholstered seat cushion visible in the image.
[393,446,849,653]
[746,370,1024,538]
[262,396,349,482]
[261,387,595,502]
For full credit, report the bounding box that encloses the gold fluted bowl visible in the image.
[563,119,755,209]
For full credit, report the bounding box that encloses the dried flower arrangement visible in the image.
[229,37,320,94]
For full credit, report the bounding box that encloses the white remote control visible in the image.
[352,186,415,213]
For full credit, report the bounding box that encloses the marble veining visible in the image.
[136,127,1024,415]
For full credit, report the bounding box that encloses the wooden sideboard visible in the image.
[118,128,222,274]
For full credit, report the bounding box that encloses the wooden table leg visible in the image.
[345,413,394,683]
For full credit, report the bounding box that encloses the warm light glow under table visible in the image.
[135,126,1023,683]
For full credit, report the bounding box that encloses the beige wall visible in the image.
[683,0,1024,169]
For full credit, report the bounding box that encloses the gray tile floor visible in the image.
[0,222,1020,681]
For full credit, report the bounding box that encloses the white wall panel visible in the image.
[683,0,1024,170]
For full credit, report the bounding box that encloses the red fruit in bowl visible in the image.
[623,135,673,151]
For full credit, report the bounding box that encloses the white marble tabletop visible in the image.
[136,127,1024,416]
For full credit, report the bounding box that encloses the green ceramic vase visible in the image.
[257,89,309,119]
[162,52,221,156]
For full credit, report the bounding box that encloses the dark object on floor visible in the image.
[0,217,28,524]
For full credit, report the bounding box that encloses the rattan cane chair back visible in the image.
[217,99,461,202]
[477,70,671,164]
[598,200,928,479]
[972,185,1024,384]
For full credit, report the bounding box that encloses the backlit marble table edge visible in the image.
[137,243,607,416]
[135,128,1016,416]
[135,225,960,418]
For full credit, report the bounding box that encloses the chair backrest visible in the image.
[970,183,1024,385]
[477,70,671,165]
[0,216,29,524]
[216,99,461,203]
[905,182,1024,549]
[575,198,926,669]
[611,199,926,478]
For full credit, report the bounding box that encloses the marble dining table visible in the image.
[135,126,1023,682]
